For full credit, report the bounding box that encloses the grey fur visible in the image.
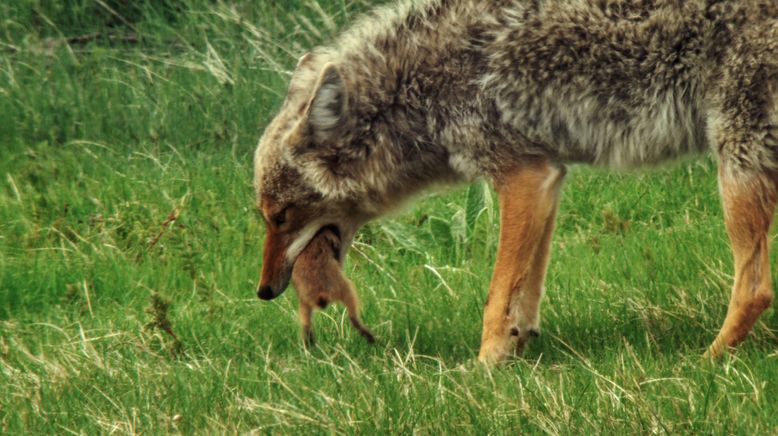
[257,0,777,212]
[254,0,778,355]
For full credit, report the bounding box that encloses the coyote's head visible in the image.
[253,53,377,300]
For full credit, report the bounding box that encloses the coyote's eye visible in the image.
[272,209,288,227]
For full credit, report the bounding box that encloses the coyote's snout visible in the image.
[254,0,778,363]
[256,213,293,300]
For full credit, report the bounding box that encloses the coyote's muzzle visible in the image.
[257,227,292,300]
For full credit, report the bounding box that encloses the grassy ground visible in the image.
[1,0,776,433]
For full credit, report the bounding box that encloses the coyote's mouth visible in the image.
[316,224,342,259]
[317,224,340,239]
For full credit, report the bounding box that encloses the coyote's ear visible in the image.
[287,53,316,97]
[306,64,347,143]
[296,52,314,69]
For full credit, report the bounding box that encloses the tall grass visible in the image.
[1,1,776,433]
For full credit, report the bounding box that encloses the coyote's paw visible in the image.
[478,326,515,365]
[478,341,511,365]
[508,288,543,353]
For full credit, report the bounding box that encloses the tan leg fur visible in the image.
[510,181,562,354]
[479,159,565,364]
[706,169,777,358]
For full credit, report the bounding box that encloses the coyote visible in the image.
[292,227,375,347]
[254,0,778,363]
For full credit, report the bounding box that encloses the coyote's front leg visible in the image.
[511,182,562,354]
[478,159,564,364]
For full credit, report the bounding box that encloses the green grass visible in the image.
[1,1,776,433]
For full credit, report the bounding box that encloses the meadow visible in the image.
[1,0,776,433]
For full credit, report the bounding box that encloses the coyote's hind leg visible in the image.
[705,41,778,357]
[706,168,777,358]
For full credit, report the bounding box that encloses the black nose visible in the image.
[257,285,276,300]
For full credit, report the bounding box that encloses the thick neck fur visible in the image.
[306,0,499,213]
